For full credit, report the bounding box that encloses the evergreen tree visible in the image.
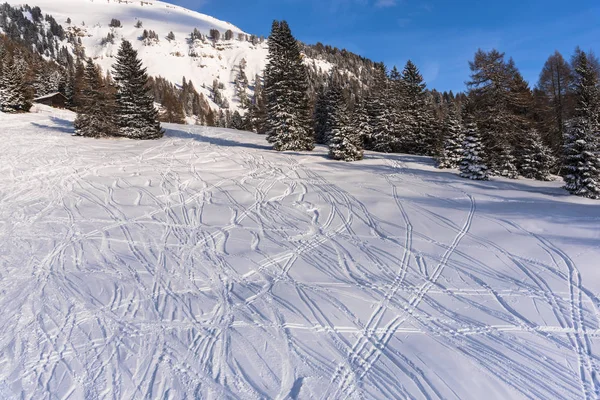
[467,49,528,174]
[496,146,519,179]
[323,78,362,160]
[231,110,244,130]
[205,108,216,127]
[401,60,435,154]
[218,109,226,127]
[159,86,185,124]
[72,58,85,108]
[250,74,267,133]
[436,104,463,169]
[234,59,249,108]
[0,55,32,113]
[519,129,555,181]
[366,63,396,152]
[112,40,163,139]
[562,49,600,198]
[321,73,346,145]
[74,58,116,137]
[353,99,371,147]
[460,116,489,180]
[313,84,329,144]
[264,20,314,151]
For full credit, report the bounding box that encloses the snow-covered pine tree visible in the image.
[74,58,117,137]
[519,129,555,180]
[496,145,519,179]
[353,99,371,147]
[329,123,364,161]
[326,80,364,161]
[321,72,345,145]
[460,116,489,180]
[0,55,32,113]
[562,48,600,199]
[436,104,463,169]
[112,40,163,139]
[264,20,314,151]
[366,63,396,153]
[401,60,435,155]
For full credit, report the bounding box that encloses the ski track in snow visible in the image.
[1,109,600,399]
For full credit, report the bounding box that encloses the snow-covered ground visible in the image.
[1,107,600,399]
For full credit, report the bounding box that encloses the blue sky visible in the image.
[176,0,599,93]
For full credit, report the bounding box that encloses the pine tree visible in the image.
[496,146,519,179]
[74,58,116,137]
[562,49,600,198]
[401,60,434,155]
[467,50,529,174]
[366,63,396,152]
[436,104,463,169]
[218,109,226,128]
[251,74,267,133]
[329,123,364,161]
[324,79,363,161]
[231,110,243,130]
[234,59,249,108]
[112,40,163,139]
[564,49,600,199]
[563,119,600,198]
[264,20,314,151]
[313,84,329,144]
[0,55,32,113]
[519,130,555,181]
[321,74,345,145]
[159,86,185,124]
[72,58,85,108]
[353,99,371,147]
[460,117,489,180]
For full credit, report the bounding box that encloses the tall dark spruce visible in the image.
[112,40,163,139]
[264,21,314,151]
[74,58,116,138]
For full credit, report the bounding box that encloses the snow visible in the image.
[33,92,63,101]
[4,0,334,114]
[5,0,269,111]
[1,107,600,399]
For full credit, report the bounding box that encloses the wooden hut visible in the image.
[33,92,67,109]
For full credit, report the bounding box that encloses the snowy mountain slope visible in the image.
[1,107,600,399]
[3,0,279,111]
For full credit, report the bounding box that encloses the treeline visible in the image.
[260,20,600,199]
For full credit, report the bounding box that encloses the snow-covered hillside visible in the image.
[1,107,600,399]
[4,0,277,111]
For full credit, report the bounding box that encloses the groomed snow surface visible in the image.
[1,106,600,399]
